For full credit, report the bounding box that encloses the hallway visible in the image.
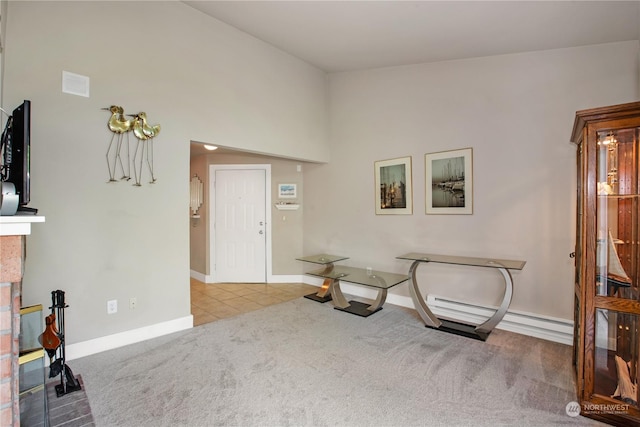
[190,278,318,326]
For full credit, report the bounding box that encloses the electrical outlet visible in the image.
[129,297,137,310]
[107,299,118,314]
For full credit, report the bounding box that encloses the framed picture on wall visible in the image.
[278,183,297,198]
[425,148,473,214]
[374,156,413,215]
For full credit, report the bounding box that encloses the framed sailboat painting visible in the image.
[374,156,413,215]
[425,148,473,214]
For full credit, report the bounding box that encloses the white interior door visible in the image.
[212,167,267,282]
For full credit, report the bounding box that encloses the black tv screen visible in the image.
[1,100,31,207]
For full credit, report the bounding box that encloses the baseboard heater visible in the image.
[425,295,574,345]
[281,276,575,345]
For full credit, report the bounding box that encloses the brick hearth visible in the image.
[0,235,24,426]
[1,215,45,426]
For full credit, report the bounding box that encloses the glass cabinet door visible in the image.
[593,125,639,408]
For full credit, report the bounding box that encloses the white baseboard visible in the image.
[65,315,193,361]
[268,274,305,283]
[68,275,571,360]
[303,278,573,345]
[67,274,304,359]
[190,269,208,283]
[191,271,304,284]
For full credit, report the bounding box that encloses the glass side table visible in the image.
[297,254,349,303]
[397,253,526,340]
[305,265,408,317]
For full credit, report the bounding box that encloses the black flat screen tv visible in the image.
[1,100,31,208]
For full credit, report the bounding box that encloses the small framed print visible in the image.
[278,183,297,198]
[374,156,413,215]
[425,148,473,214]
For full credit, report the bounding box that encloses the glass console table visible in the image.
[397,253,526,340]
[297,254,349,303]
[305,265,408,317]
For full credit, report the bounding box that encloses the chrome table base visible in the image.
[399,253,525,341]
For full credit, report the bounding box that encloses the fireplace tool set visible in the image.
[39,290,82,397]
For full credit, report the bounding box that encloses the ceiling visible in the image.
[184,1,640,73]
[190,141,245,157]
[187,1,640,157]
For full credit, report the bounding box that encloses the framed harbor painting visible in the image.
[425,148,472,214]
[374,156,412,215]
[278,183,297,198]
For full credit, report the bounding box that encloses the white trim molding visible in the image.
[190,272,303,284]
[92,277,572,363]
[65,315,193,361]
[190,269,207,283]
[268,274,305,283]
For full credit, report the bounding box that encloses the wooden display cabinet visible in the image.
[570,101,640,426]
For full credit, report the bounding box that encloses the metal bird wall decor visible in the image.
[102,106,132,182]
[102,106,161,186]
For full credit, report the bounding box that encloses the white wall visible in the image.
[3,0,638,350]
[304,41,640,321]
[3,1,328,344]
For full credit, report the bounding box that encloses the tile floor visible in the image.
[190,278,319,326]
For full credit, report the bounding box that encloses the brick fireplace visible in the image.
[0,216,44,426]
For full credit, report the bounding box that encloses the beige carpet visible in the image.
[71,297,605,426]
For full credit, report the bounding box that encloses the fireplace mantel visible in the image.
[0,214,45,236]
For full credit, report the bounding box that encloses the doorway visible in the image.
[209,164,272,283]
